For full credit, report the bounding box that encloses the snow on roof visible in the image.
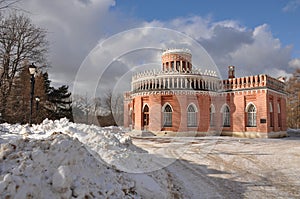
[162,48,191,55]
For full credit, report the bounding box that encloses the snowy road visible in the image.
[132,136,300,198]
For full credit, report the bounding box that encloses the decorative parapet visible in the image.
[128,89,219,98]
[222,74,286,93]
[266,75,286,92]
[131,69,220,93]
[132,68,218,81]
[162,48,192,56]
[124,91,132,100]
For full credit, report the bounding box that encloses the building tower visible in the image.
[162,49,192,72]
[124,48,220,133]
[228,65,235,78]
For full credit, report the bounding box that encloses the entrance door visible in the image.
[143,105,149,130]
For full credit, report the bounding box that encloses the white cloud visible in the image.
[289,58,300,68]
[19,0,134,88]
[15,1,298,95]
[145,17,295,78]
[283,0,300,12]
[226,24,292,77]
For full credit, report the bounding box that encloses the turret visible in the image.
[228,65,235,78]
[161,49,192,72]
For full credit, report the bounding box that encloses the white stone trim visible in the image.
[186,103,198,112]
[245,102,256,112]
[162,102,173,112]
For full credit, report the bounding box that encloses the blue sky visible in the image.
[114,0,300,57]
[19,0,300,93]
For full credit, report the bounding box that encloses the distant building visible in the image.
[124,49,287,138]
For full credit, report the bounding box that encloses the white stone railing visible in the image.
[222,74,286,92]
[132,68,218,81]
[131,74,220,93]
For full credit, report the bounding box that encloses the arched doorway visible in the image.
[143,105,149,130]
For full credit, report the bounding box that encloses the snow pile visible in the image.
[32,118,144,161]
[0,118,174,198]
[287,128,300,137]
[0,133,139,198]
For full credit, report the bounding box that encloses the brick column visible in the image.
[273,95,279,132]
[177,95,188,132]
[134,96,143,131]
[123,101,130,128]
[149,95,162,131]
[232,94,246,132]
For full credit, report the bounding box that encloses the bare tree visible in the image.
[72,94,103,124]
[0,13,48,121]
[0,0,21,11]
[286,68,300,128]
[5,67,48,124]
[103,89,124,126]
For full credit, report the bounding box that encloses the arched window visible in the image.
[129,108,133,125]
[143,105,149,127]
[210,104,215,127]
[222,105,230,127]
[269,102,274,127]
[187,104,197,127]
[163,104,172,127]
[247,104,256,127]
[278,102,281,127]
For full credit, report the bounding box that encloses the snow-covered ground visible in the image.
[1,119,300,198]
[132,135,300,198]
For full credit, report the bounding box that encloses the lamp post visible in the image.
[35,96,40,123]
[35,96,40,111]
[28,63,36,125]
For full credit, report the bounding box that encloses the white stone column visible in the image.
[172,78,174,89]
[180,60,182,72]
[159,78,161,89]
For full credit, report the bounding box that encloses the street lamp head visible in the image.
[28,63,36,75]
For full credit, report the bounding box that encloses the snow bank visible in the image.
[0,133,139,198]
[287,128,300,137]
[0,118,173,198]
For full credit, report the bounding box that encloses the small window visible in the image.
[278,103,281,127]
[247,104,256,127]
[187,104,197,127]
[222,105,230,127]
[269,102,274,127]
[143,105,149,127]
[163,104,172,127]
[210,105,215,127]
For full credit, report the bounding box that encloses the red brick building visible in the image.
[124,49,287,138]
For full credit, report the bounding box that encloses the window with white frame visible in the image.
[269,102,274,127]
[247,104,256,127]
[187,104,197,127]
[143,105,149,127]
[277,102,281,127]
[210,105,215,126]
[163,104,172,127]
[222,105,230,127]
